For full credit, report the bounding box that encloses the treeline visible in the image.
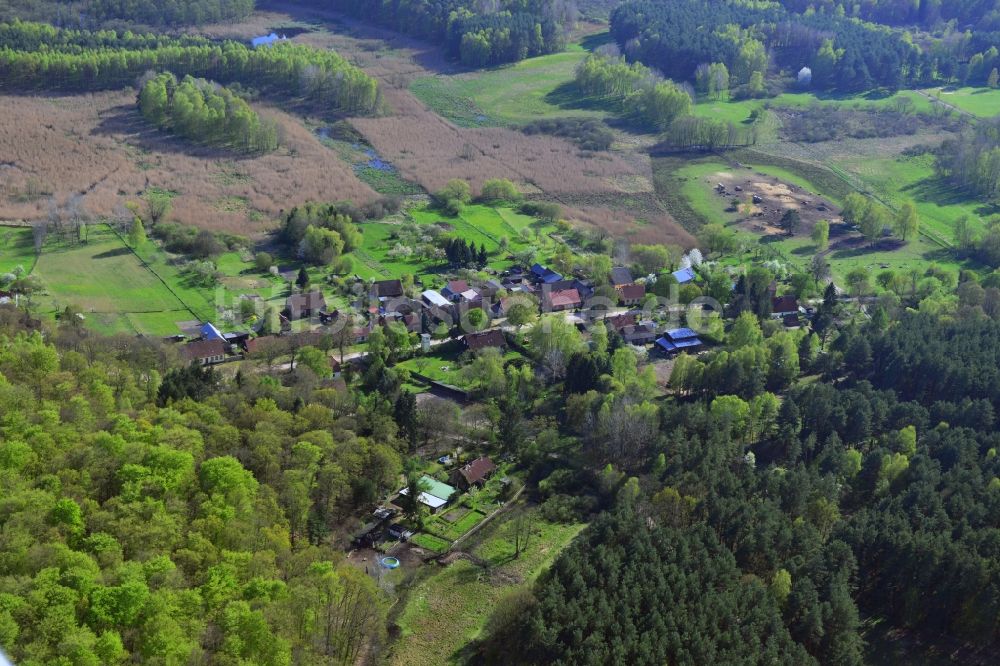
[779,0,1000,31]
[657,112,774,152]
[936,117,1000,202]
[89,0,253,26]
[139,73,278,153]
[326,0,568,67]
[0,21,378,114]
[609,0,952,92]
[575,52,691,131]
[0,324,397,664]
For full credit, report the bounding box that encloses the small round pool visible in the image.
[380,557,400,569]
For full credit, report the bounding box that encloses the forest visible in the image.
[0,321,398,664]
[479,296,1000,663]
[139,73,279,154]
[0,21,379,114]
[777,0,1000,31]
[610,0,1000,91]
[89,0,254,26]
[325,0,568,66]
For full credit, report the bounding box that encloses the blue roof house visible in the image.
[200,322,225,341]
[530,263,563,284]
[672,267,697,284]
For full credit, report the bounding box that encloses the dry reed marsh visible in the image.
[0,91,377,233]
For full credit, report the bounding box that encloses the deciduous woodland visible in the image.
[0,21,378,114]
[326,0,569,66]
[139,73,279,154]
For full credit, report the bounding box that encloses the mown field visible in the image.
[921,86,1000,118]
[5,225,215,335]
[390,506,585,666]
[410,42,607,127]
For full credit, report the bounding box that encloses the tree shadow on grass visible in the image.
[92,247,131,259]
[902,176,1000,218]
[544,81,614,114]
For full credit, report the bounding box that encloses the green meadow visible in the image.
[921,86,1000,118]
[0,226,35,274]
[15,225,213,335]
[691,89,932,125]
[410,40,608,126]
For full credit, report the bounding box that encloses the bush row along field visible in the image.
[391,506,586,666]
[690,89,933,125]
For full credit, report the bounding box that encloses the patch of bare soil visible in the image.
[0,91,377,233]
[707,168,839,237]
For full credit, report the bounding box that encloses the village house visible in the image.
[462,329,507,353]
[530,263,563,284]
[771,295,800,319]
[543,287,582,312]
[285,291,327,321]
[673,267,697,284]
[441,280,469,302]
[621,322,658,345]
[617,283,646,307]
[655,327,704,355]
[450,456,497,491]
[610,266,634,286]
[181,339,226,366]
[398,475,456,514]
[370,279,404,300]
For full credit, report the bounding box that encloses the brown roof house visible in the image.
[285,291,327,321]
[542,287,582,312]
[462,329,507,353]
[617,283,646,307]
[450,455,497,491]
[181,339,226,366]
[371,279,404,300]
[770,295,800,319]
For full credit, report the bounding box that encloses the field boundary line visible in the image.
[103,222,206,322]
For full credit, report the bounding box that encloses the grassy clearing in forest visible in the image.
[410,42,607,126]
[390,507,585,666]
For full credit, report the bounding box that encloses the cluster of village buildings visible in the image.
[176,261,805,367]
